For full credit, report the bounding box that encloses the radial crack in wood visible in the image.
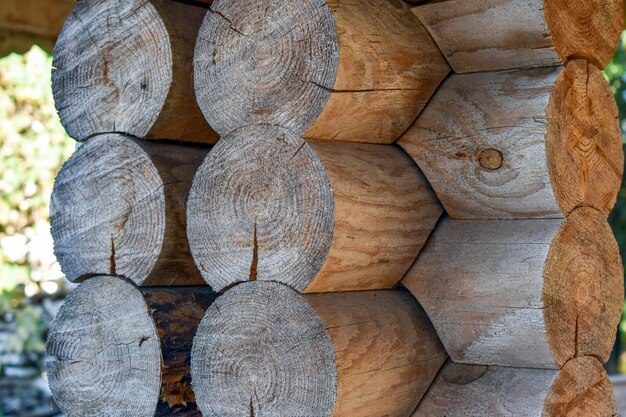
[194,0,339,136]
[46,276,161,417]
[51,133,209,285]
[187,124,443,293]
[191,282,446,417]
[412,0,622,73]
[190,281,337,417]
[186,124,334,292]
[399,62,623,219]
[53,0,218,143]
[544,207,623,367]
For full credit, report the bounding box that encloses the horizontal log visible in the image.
[187,124,442,293]
[51,134,209,286]
[191,282,446,417]
[52,0,218,143]
[412,0,622,73]
[402,208,622,368]
[194,0,449,143]
[46,276,162,417]
[398,61,623,219]
[414,358,616,416]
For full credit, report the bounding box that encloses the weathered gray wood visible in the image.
[194,0,450,143]
[187,124,443,293]
[403,209,623,370]
[46,276,161,417]
[194,0,338,136]
[398,63,623,219]
[191,282,446,417]
[191,281,337,417]
[403,216,560,369]
[412,0,622,73]
[53,0,217,143]
[51,133,209,285]
[414,357,617,417]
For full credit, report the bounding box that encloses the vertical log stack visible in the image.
[400,0,624,415]
[48,0,451,416]
[45,0,625,416]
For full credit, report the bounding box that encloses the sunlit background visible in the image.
[3,23,626,417]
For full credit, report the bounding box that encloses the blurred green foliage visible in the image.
[0,46,73,416]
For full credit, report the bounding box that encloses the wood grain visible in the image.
[191,282,446,417]
[187,125,443,293]
[51,134,209,286]
[46,276,161,417]
[412,0,622,73]
[413,362,559,416]
[53,0,217,143]
[399,63,622,219]
[544,207,623,367]
[142,286,218,417]
[402,216,560,369]
[194,0,449,143]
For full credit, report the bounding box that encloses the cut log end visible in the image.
[50,134,165,285]
[544,0,623,68]
[53,0,172,140]
[46,276,161,417]
[194,0,339,135]
[544,357,617,417]
[547,59,623,217]
[187,124,334,292]
[544,207,623,366]
[190,281,337,417]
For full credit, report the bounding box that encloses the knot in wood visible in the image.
[477,148,503,170]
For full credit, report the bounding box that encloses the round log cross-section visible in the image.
[194,0,338,136]
[191,282,446,417]
[46,276,161,417]
[191,282,338,417]
[51,134,209,286]
[53,0,217,143]
[187,124,442,293]
[194,0,450,143]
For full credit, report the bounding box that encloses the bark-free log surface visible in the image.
[51,133,209,286]
[46,276,161,417]
[191,282,446,417]
[53,0,217,143]
[194,0,449,143]
[187,124,442,293]
[402,208,622,369]
[142,286,219,417]
[414,357,616,416]
[412,0,623,73]
[399,61,623,219]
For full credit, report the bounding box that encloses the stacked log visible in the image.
[413,360,617,416]
[400,0,624,415]
[50,133,210,286]
[190,282,446,417]
[52,0,218,143]
[193,0,450,143]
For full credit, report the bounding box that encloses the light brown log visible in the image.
[402,208,622,369]
[46,276,162,417]
[50,133,209,286]
[186,124,442,293]
[412,0,623,73]
[52,0,218,143]
[398,61,623,219]
[191,282,446,417]
[194,0,449,143]
[413,357,616,417]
